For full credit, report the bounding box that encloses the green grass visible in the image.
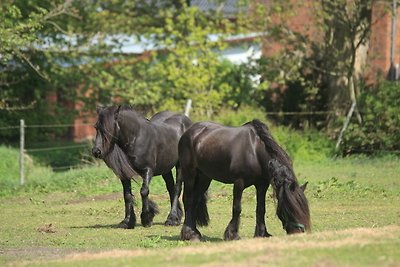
[0,145,399,266]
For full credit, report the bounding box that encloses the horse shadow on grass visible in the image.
[69,224,223,242]
[147,234,222,243]
[69,222,175,229]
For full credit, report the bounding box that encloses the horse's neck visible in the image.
[120,110,151,133]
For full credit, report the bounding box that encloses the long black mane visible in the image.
[103,144,137,181]
[251,119,311,233]
[249,119,292,169]
[95,105,138,180]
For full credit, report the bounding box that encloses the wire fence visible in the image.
[1,107,398,185]
[0,121,97,184]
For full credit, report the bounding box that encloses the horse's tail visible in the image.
[195,191,209,227]
[251,119,311,232]
[103,144,139,183]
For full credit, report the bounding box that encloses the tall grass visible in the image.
[0,146,120,197]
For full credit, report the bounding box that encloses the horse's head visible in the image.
[268,159,311,234]
[92,106,121,159]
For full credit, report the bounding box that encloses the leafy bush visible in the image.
[342,81,400,154]
[213,105,268,126]
[273,126,334,161]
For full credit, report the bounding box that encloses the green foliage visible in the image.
[0,146,53,197]
[0,146,20,187]
[273,126,334,161]
[312,177,388,199]
[256,0,374,129]
[0,146,118,197]
[342,81,400,154]
[128,5,236,117]
[27,141,93,168]
[212,105,267,126]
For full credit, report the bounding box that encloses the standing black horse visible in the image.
[92,106,192,228]
[179,119,311,241]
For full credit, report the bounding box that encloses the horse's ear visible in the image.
[289,181,297,192]
[96,106,104,114]
[300,181,308,192]
[114,105,121,120]
[268,160,273,170]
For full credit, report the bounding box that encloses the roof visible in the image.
[190,0,244,15]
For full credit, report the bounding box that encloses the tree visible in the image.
[0,0,266,142]
[256,0,378,130]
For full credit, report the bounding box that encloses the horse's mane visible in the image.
[250,119,311,232]
[249,119,292,169]
[103,144,139,182]
[96,105,140,182]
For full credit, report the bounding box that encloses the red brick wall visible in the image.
[71,88,96,141]
[262,0,321,57]
[367,1,393,82]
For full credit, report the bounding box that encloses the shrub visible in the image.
[342,81,400,154]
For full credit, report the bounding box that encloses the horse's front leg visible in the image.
[120,178,136,229]
[254,183,272,238]
[165,167,183,226]
[140,168,159,227]
[224,179,244,241]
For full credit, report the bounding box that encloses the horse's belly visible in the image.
[197,154,262,184]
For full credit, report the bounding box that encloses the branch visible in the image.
[42,0,74,21]
[18,52,49,81]
[0,100,36,111]
[43,20,69,34]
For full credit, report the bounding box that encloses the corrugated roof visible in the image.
[191,0,243,15]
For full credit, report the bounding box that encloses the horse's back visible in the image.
[150,111,192,136]
[180,122,266,183]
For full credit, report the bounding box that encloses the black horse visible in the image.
[179,119,311,241]
[92,106,192,228]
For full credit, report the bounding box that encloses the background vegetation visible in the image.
[1,0,399,155]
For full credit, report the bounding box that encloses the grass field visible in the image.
[0,155,399,266]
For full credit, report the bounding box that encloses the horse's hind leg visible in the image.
[120,178,136,229]
[181,169,203,241]
[224,179,244,241]
[193,173,211,227]
[165,168,183,226]
[254,183,272,238]
[140,168,159,227]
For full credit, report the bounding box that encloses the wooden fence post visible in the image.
[20,119,25,185]
[184,99,192,117]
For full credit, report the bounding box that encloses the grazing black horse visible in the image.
[92,106,192,228]
[179,119,311,241]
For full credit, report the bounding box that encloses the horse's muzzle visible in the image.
[92,147,102,158]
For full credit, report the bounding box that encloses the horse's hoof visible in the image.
[224,228,240,241]
[119,222,128,229]
[141,212,155,227]
[164,216,181,226]
[180,225,202,241]
[224,233,240,241]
